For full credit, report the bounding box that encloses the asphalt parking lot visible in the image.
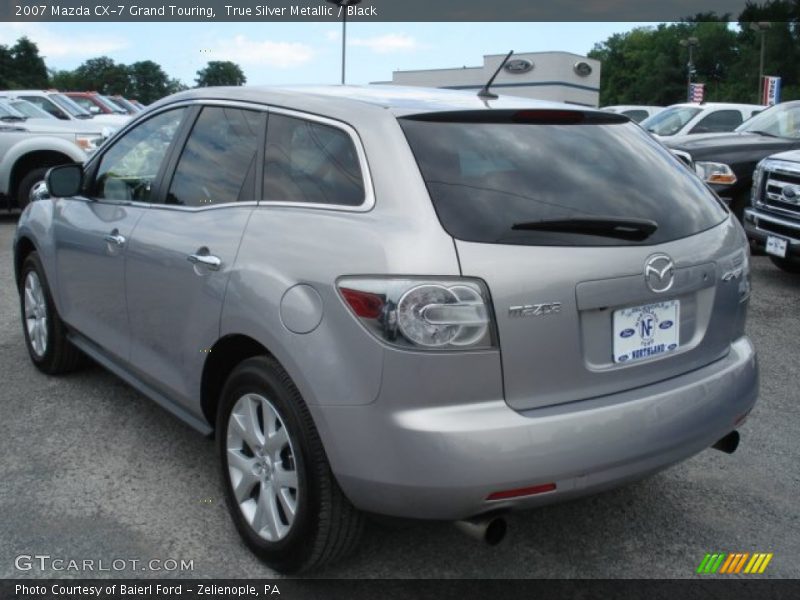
[0,213,798,579]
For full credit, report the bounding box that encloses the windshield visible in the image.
[112,96,139,112]
[400,115,727,247]
[640,106,702,136]
[0,101,25,119]
[736,102,800,139]
[98,94,128,114]
[49,93,93,117]
[9,99,54,119]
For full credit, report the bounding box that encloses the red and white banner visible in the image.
[762,76,781,106]
[688,83,705,103]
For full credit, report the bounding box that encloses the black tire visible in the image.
[770,256,800,274]
[16,167,50,211]
[19,252,86,374]
[217,356,364,573]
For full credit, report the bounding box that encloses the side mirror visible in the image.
[46,164,83,197]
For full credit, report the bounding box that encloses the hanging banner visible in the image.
[688,83,705,103]
[762,76,781,106]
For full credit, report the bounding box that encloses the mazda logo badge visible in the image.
[644,254,675,293]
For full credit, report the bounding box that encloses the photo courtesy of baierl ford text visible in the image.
[0,0,797,598]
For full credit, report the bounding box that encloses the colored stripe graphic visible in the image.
[699,553,773,574]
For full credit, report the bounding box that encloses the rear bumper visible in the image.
[315,337,758,520]
[744,208,800,258]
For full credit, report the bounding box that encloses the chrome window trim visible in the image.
[87,98,375,214]
[259,105,375,213]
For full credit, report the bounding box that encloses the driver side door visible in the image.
[53,107,188,361]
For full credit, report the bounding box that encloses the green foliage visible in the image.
[591,1,800,106]
[195,61,247,87]
[0,37,48,89]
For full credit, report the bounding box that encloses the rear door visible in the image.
[124,103,265,411]
[400,110,747,411]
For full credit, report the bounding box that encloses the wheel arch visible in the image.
[200,334,276,433]
[14,235,38,287]
[9,149,79,204]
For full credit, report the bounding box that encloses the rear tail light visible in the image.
[337,278,496,350]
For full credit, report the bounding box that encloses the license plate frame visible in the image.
[766,235,788,258]
[613,300,680,364]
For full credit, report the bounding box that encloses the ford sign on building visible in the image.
[375,51,601,107]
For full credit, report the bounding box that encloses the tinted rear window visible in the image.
[399,116,727,246]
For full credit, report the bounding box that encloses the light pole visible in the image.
[679,37,699,100]
[326,0,363,85]
[750,22,771,102]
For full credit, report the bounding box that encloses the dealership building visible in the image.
[375,51,601,107]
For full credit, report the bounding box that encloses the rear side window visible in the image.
[400,115,727,247]
[690,110,743,134]
[263,113,364,206]
[167,106,264,207]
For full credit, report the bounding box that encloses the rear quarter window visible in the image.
[399,114,727,246]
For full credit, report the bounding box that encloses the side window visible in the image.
[263,113,365,206]
[21,96,67,120]
[690,110,743,134]
[92,108,185,202]
[166,106,264,207]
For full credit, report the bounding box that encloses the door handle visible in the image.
[188,253,222,271]
[104,232,126,246]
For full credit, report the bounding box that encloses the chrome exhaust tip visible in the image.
[713,430,740,454]
[454,516,507,546]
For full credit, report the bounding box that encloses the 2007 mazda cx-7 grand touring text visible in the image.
[14,86,758,572]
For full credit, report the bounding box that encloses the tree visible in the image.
[0,45,14,89]
[8,37,48,88]
[127,60,170,104]
[73,57,130,94]
[195,61,246,87]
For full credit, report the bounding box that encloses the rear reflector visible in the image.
[486,483,556,501]
[340,288,385,319]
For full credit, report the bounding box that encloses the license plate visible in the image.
[766,235,788,258]
[613,300,680,364]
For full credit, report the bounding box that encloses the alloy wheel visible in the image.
[23,271,48,357]
[226,393,299,542]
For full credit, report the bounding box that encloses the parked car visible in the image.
[744,149,800,272]
[64,91,129,116]
[641,102,764,138]
[602,105,663,123]
[0,90,129,128]
[4,98,57,120]
[109,95,143,115]
[14,86,758,573]
[664,100,800,219]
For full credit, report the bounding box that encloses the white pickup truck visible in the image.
[0,101,111,210]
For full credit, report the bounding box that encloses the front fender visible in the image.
[0,136,87,194]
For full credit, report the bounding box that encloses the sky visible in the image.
[0,21,656,86]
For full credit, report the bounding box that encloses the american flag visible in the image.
[688,83,705,103]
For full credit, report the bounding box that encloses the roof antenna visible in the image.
[478,50,514,100]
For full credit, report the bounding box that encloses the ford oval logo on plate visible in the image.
[659,320,674,330]
[620,328,635,338]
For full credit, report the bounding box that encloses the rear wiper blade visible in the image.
[511,217,658,241]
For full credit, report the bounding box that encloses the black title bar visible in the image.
[4,0,753,22]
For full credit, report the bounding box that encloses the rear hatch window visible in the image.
[399,110,726,247]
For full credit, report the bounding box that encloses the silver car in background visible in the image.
[13,86,758,573]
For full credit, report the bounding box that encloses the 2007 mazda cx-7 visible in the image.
[14,86,758,572]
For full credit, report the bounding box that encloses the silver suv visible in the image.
[14,86,759,573]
